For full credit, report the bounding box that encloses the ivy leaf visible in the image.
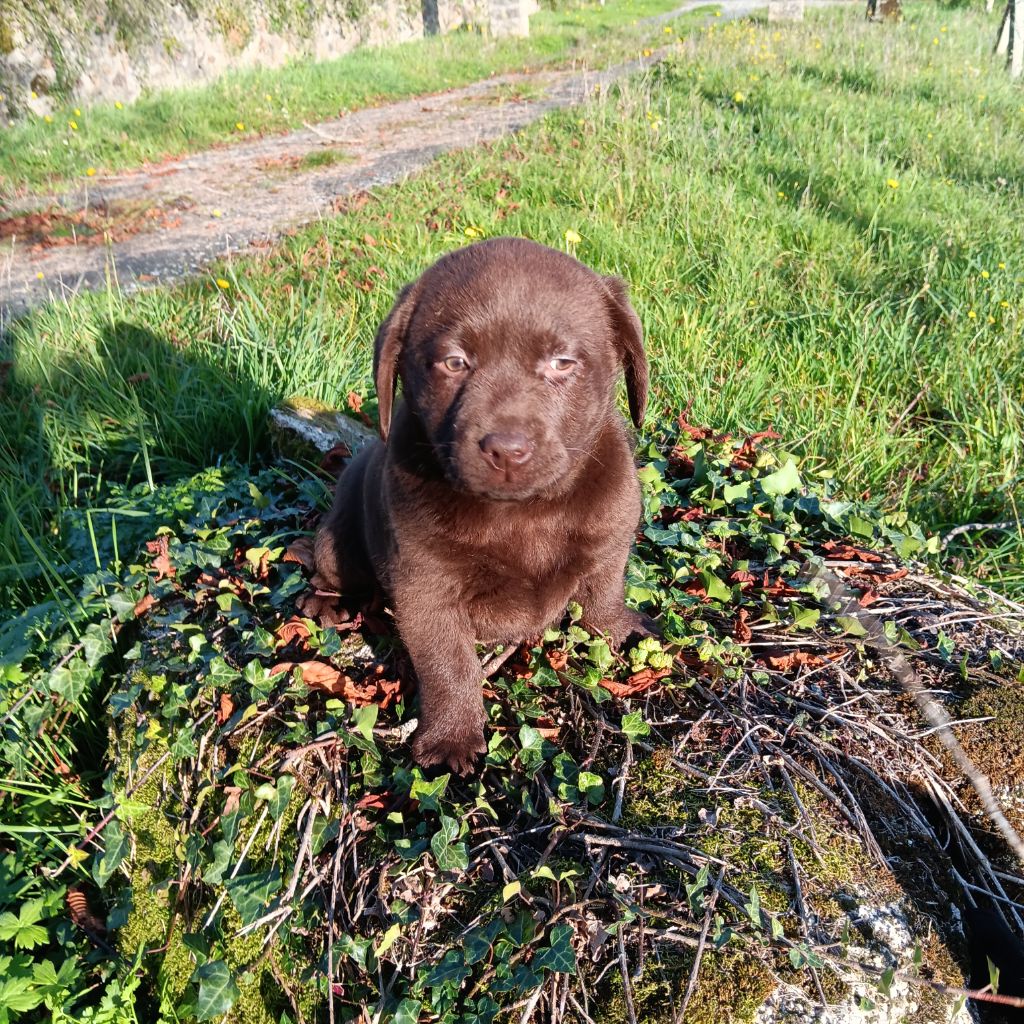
[759,459,802,496]
[267,775,295,821]
[424,949,469,988]
[791,606,820,630]
[621,712,650,741]
[48,656,92,703]
[410,773,449,812]
[430,815,468,873]
[203,841,232,885]
[699,570,732,603]
[532,924,577,975]
[587,640,613,671]
[723,480,751,503]
[464,919,503,965]
[193,960,240,1021]
[577,771,605,805]
[517,724,546,776]
[835,615,867,637]
[393,999,423,1024]
[226,868,281,925]
[93,819,129,887]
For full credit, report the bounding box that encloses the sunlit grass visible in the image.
[1,1,1021,600]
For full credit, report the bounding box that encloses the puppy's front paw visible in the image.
[411,722,487,776]
[623,608,660,642]
[585,607,661,648]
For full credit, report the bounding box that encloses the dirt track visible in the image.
[1,0,839,324]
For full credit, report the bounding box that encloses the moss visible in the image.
[210,0,254,52]
[113,735,196,1002]
[959,682,1024,803]
[621,749,791,913]
[0,17,14,55]
[595,948,774,1024]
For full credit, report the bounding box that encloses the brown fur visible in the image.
[311,237,654,773]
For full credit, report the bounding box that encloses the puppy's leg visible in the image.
[310,446,377,594]
[392,577,486,775]
[572,547,658,648]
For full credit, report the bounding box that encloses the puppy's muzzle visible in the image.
[479,432,535,475]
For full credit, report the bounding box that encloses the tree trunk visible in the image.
[1012,0,1024,77]
[996,0,1011,55]
[866,0,901,21]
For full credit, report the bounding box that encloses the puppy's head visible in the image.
[374,237,648,501]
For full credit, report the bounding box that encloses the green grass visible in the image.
[0,0,707,197]
[1,1,1022,600]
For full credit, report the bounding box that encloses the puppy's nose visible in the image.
[479,432,534,472]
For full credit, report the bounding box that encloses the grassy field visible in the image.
[2,1,1021,601]
[0,0,702,196]
[2,5,1024,1021]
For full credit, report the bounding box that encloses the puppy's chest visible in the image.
[455,526,596,641]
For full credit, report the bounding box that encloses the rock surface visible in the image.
[0,0,490,120]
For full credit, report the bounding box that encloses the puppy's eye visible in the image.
[441,355,470,373]
[548,357,577,373]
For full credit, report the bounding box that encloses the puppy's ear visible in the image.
[373,283,417,441]
[603,276,648,428]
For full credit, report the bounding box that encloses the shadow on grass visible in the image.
[0,311,275,599]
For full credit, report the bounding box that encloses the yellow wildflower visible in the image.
[74,108,81,116]
[733,91,745,103]
[68,120,78,130]
[44,114,53,123]
[981,270,989,279]
[564,229,582,245]
[886,178,899,189]
[86,167,96,177]
[216,278,230,290]
[967,310,977,319]
[115,101,123,109]
[998,262,1006,269]
[36,271,44,280]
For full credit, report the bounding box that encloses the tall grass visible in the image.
[1,2,1021,599]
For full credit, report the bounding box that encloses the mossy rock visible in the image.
[268,394,377,466]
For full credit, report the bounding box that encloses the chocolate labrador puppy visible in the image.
[312,236,653,773]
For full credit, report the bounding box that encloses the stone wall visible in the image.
[0,0,499,121]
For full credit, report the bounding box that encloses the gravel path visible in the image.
[0,0,835,323]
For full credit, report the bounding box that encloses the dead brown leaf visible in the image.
[283,536,316,572]
[217,692,235,725]
[144,536,175,581]
[734,607,753,644]
[546,649,569,671]
[820,540,883,563]
[275,616,312,648]
[600,666,671,698]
